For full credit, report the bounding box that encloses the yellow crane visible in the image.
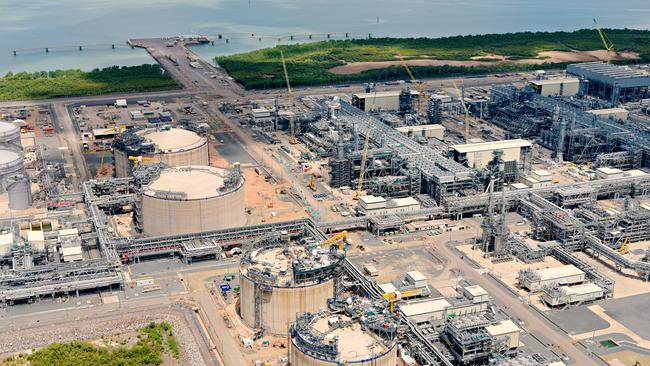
[129,155,158,170]
[618,237,629,254]
[307,173,317,191]
[321,231,348,251]
[452,80,472,142]
[353,128,372,200]
[280,50,299,144]
[398,54,426,116]
[96,152,109,178]
[594,18,615,63]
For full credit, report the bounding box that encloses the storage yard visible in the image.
[3,33,650,366]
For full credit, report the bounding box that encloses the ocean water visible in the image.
[1,0,650,75]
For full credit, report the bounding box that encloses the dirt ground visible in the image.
[602,349,650,365]
[329,50,639,75]
[573,251,650,299]
[242,168,308,225]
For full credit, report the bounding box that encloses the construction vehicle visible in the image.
[96,152,109,178]
[398,54,426,116]
[321,231,348,251]
[594,18,615,63]
[129,155,158,170]
[307,173,317,191]
[383,292,397,312]
[618,237,629,254]
[353,128,372,200]
[280,51,299,144]
[452,80,473,143]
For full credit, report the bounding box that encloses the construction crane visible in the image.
[353,128,372,200]
[96,152,109,178]
[594,18,615,63]
[321,231,348,251]
[452,80,472,142]
[129,155,158,170]
[280,50,298,144]
[618,237,629,254]
[398,54,426,116]
[382,292,397,313]
[307,173,317,191]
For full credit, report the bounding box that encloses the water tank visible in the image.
[6,174,32,210]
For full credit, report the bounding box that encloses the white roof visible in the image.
[596,167,622,175]
[535,265,584,281]
[510,183,529,189]
[0,232,13,246]
[93,128,118,137]
[145,166,241,200]
[463,285,488,297]
[59,228,79,236]
[353,90,419,99]
[392,197,419,207]
[61,246,82,256]
[532,169,551,176]
[115,99,127,106]
[485,319,520,336]
[27,230,44,242]
[530,77,579,86]
[407,271,427,282]
[561,282,603,295]
[400,298,451,317]
[379,283,397,294]
[139,128,205,152]
[586,107,628,115]
[623,169,648,177]
[359,195,386,204]
[451,139,532,154]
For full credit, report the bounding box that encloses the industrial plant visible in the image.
[4,24,650,366]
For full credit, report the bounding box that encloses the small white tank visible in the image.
[0,122,22,149]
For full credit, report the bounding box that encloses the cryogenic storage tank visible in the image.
[141,165,245,236]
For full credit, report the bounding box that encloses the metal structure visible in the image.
[567,62,650,105]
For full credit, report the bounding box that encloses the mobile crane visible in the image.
[280,51,299,144]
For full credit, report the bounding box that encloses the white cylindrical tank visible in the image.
[239,245,342,335]
[6,174,32,210]
[0,122,22,149]
[289,312,398,366]
[114,127,208,177]
[141,165,245,236]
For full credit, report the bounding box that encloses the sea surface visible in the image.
[2,0,650,75]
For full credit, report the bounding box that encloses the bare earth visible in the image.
[328,50,640,75]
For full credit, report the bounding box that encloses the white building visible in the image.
[396,124,445,140]
[357,195,420,216]
[529,78,580,97]
[485,320,521,349]
[596,167,624,180]
[542,282,605,307]
[351,90,420,112]
[587,107,629,122]
[518,264,585,292]
[449,139,532,170]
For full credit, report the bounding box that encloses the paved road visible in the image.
[52,102,90,183]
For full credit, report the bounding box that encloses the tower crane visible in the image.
[398,54,426,116]
[280,50,299,144]
[452,80,472,142]
[353,128,372,200]
[594,18,615,63]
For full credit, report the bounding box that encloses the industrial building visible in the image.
[518,264,585,292]
[449,139,532,181]
[587,107,629,121]
[529,78,579,97]
[289,303,398,366]
[351,89,420,112]
[396,124,445,140]
[239,235,344,334]
[138,165,245,236]
[567,62,650,104]
[399,285,490,325]
[379,270,431,300]
[541,282,605,307]
[485,320,521,350]
[113,127,209,177]
[356,195,421,216]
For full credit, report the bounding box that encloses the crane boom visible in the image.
[594,19,614,63]
[398,55,426,116]
[354,128,372,200]
[280,51,298,144]
[321,231,348,251]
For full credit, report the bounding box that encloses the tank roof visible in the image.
[144,166,242,200]
[0,122,19,136]
[139,128,206,153]
[311,314,390,361]
[241,243,342,287]
[0,150,22,165]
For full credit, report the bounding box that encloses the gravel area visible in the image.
[0,307,207,366]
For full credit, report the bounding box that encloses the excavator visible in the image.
[618,237,629,254]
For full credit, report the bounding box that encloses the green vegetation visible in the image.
[216,28,650,89]
[1,322,180,366]
[0,64,179,101]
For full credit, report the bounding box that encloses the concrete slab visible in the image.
[603,293,650,340]
[546,306,610,335]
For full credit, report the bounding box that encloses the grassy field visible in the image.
[0,64,180,101]
[1,322,180,366]
[216,28,650,89]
